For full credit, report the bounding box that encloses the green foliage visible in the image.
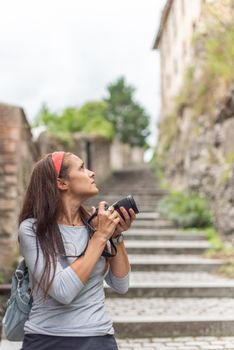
[33,101,114,142]
[149,152,171,190]
[0,273,4,284]
[185,226,226,252]
[33,105,78,143]
[78,102,114,140]
[175,65,195,112]
[157,4,234,164]
[171,15,234,121]
[82,116,114,140]
[33,77,151,148]
[221,151,234,184]
[157,113,179,155]
[158,191,213,228]
[203,25,234,84]
[105,77,150,148]
[218,259,234,278]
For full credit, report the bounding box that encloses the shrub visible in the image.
[158,191,212,228]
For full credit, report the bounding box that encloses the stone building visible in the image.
[153,0,234,236]
[153,0,203,119]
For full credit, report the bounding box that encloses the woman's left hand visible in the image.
[112,207,136,237]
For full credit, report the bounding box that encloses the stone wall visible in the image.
[156,0,234,237]
[111,140,145,170]
[36,131,112,185]
[0,103,39,278]
[157,87,234,237]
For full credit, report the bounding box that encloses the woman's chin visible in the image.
[90,187,99,196]
[94,187,99,194]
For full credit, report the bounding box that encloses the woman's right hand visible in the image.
[95,201,120,242]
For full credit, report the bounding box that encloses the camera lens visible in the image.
[111,195,139,220]
[127,195,139,214]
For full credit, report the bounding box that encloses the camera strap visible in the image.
[58,217,118,259]
[101,238,117,258]
[86,218,118,258]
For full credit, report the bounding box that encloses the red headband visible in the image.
[52,151,65,176]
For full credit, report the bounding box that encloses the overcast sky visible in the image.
[0,0,165,150]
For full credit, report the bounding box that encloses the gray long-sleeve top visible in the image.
[19,218,130,336]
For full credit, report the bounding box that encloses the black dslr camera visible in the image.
[87,195,139,227]
[106,195,139,220]
[86,195,139,258]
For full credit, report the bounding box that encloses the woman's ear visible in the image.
[57,178,69,191]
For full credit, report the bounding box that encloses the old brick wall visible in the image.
[0,103,39,279]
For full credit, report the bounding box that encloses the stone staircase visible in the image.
[2,165,234,349]
[98,166,234,348]
[88,165,167,213]
[105,212,234,339]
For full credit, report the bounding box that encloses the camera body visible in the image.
[106,195,139,220]
[87,195,139,228]
[86,195,139,257]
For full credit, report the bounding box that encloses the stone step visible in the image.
[0,341,19,350]
[125,229,207,241]
[99,186,163,191]
[105,272,234,298]
[89,195,163,203]
[136,212,161,219]
[87,196,161,206]
[125,240,211,255]
[128,254,223,272]
[87,198,159,213]
[100,194,164,199]
[116,336,234,350]
[131,220,175,229]
[106,297,234,337]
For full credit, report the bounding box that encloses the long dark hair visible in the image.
[18,152,90,297]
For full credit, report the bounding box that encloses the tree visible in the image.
[104,77,150,147]
[33,101,114,141]
[78,101,114,140]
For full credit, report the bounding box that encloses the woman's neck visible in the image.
[58,210,83,226]
[58,196,83,226]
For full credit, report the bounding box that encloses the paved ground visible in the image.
[117,337,234,349]
[2,337,234,350]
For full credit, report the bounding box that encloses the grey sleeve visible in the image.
[19,219,84,305]
[105,268,130,294]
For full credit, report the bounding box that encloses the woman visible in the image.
[18,151,136,350]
